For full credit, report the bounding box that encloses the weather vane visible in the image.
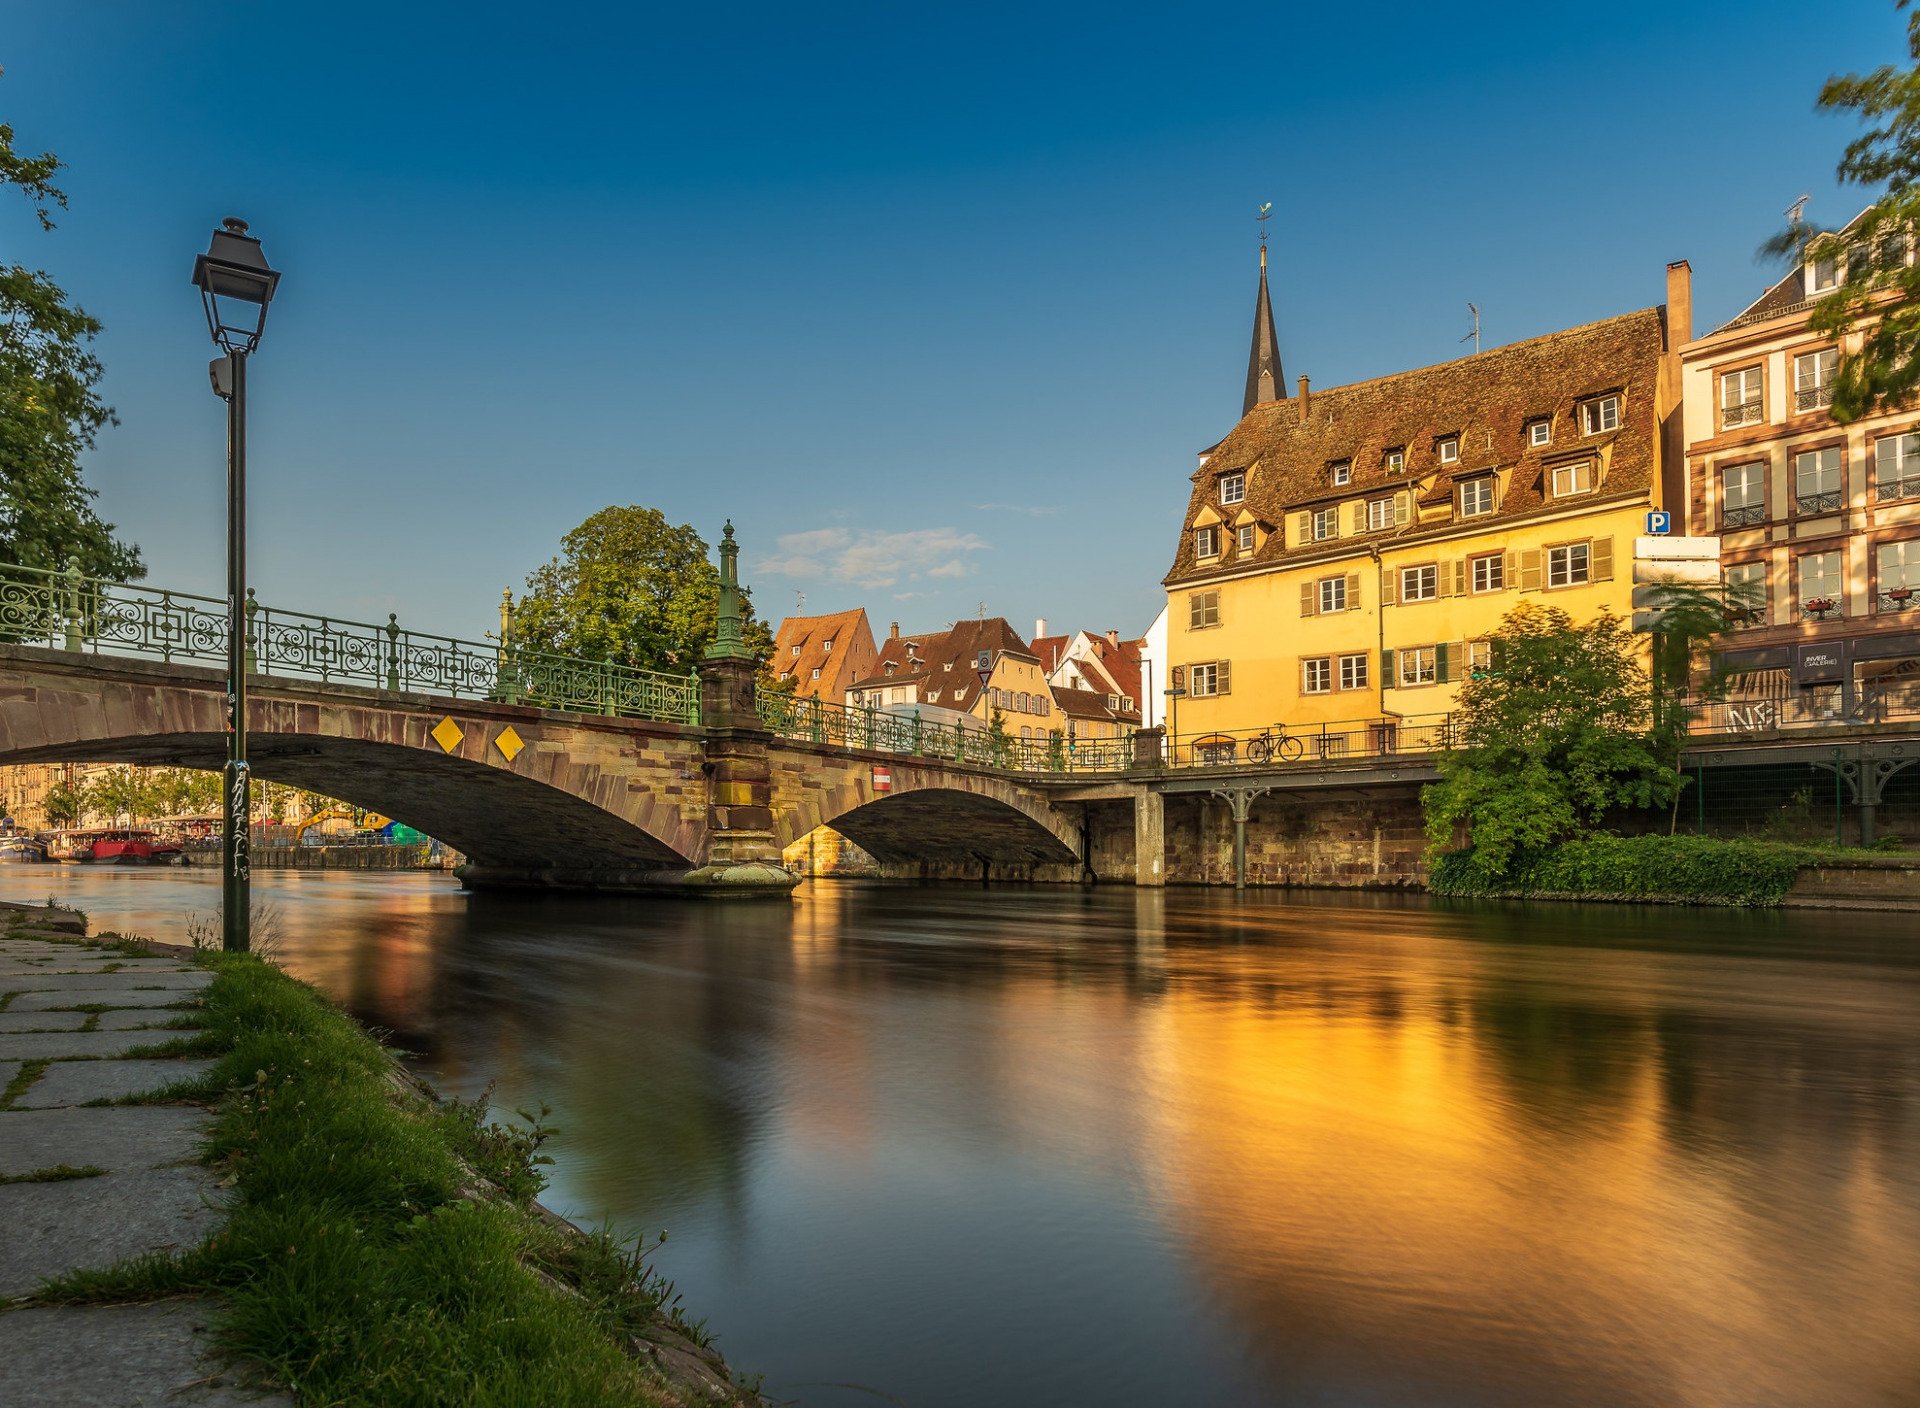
[1256,201,1272,247]
[1462,302,1481,355]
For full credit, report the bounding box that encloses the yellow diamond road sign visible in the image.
[430,716,465,753]
[495,725,524,762]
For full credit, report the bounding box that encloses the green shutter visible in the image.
[1381,648,1396,687]
[1436,642,1452,682]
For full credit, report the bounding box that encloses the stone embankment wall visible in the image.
[1786,857,1920,909]
[181,845,449,872]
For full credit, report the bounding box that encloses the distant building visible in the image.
[1679,214,1920,715]
[770,608,879,704]
[847,617,1057,742]
[1030,620,1144,740]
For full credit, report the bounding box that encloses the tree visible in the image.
[0,73,142,579]
[82,767,151,826]
[41,778,83,826]
[1423,604,1682,879]
[511,506,771,673]
[147,767,221,817]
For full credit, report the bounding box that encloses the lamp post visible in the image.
[192,218,281,953]
[1165,669,1187,766]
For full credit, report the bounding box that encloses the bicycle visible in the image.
[1243,722,1303,763]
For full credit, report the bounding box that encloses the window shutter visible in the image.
[1452,560,1469,597]
[1591,536,1614,582]
[1294,512,1311,545]
[1436,642,1452,683]
[1503,551,1517,588]
[1217,661,1231,695]
[1345,571,1361,609]
[1380,567,1398,606]
[1300,582,1317,617]
[1518,549,1542,592]
[1350,501,1367,534]
[1381,648,1396,686]
[1437,562,1456,598]
[1394,495,1410,527]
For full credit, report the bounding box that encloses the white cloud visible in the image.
[757,526,989,590]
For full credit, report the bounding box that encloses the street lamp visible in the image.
[192,218,280,953]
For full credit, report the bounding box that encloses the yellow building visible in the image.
[847,617,1058,743]
[1159,252,1688,758]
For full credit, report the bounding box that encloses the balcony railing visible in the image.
[1795,385,1835,412]
[1876,474,1920,503]
[1795,489,1843,514]
[1721,401,1764,429]
[1721,503,1768,528]
[1878,588,1918,613]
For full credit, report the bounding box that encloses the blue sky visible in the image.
[0,1,1905,644]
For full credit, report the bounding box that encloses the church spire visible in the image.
[1243,230,1284,418]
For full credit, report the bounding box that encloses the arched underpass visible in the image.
[825,787,1081,869]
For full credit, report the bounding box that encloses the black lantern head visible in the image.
[192,217,280,353]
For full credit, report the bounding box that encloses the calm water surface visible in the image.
[8,866,1919,1408]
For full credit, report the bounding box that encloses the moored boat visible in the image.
[0,820,46,863]
[46,828,183,865]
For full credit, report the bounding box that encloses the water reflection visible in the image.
[6,868,1918,1407]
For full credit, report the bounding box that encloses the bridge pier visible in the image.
[680,641,800,897]
[1134,788,1165,887]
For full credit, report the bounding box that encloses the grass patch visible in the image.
[0,1163,106,1184]
[1430,834,1822,905]
[1,1058,49,1109]
[30,953,750,1406]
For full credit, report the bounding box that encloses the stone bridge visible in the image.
[0,645,1084,894]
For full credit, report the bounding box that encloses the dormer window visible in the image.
[1459,476,1495,518]
[791,644,801,656]
[883,660,898,675]
[1528,419,1551,448]
[943,661,953,672]
[1384,448,1405,474]
[823,638,833,653]
[1236,523,1255,553]
[1551,460,1594,498]
[1219,471,1245,505]
[1331,461,1352,486]
[1809,252,1840,294]
[1580,395,1621,435]
[1437,436,1459,465]
[1195,525,1221,558]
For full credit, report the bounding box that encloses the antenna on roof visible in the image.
[1786,194,1810,230]
[795,590,805,613]
[977,601,987,620]
[1461,303,1480,355]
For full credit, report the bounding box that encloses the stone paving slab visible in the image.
[0,1166,226,1297]
[0,1010,88,1033]
[12,1058,215,1109]
[0,1058,19,1093]
[0,1106,206,1175]
[7,989,199,1012]
[0,1029,191,1060]
[95,1009,196,1032]
[0,1299,286,1407]
[1,971,210,993]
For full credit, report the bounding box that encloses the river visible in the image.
[5,866,1918,1407]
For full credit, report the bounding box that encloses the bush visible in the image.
[1429,834,1813,906]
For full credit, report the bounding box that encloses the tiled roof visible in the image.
[846,617,1035,714]
[1050,683,1141,726]
[1030,634,1070,673]
[770,608,878,702]
[1164,307,1666,586]
[1714,209,1871,334]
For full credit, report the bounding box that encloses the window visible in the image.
[791,644,801,656]
[1220,471,1245,505]
[1528,419,1551,448]
[1312,506,1338,541]
[1189,661,1230,697]
[1236,523,1256,553]
[1459,478,1494,517]
[1318,575,1348,613]
[1799,551,1843,612]
[1581,396,1622,435]
[1721,462,1767,527]
[1367,497,1396,531]
[1401,564,1438,602]
[1875,433,1920,502]
[1339,653,1369,691]
[1468,640,1494,677]
[1195,525,1221,557]
[1794,447,1842,514]
[1809,252,1840,293]
[1720,369,1763,429]
[1398,647,1437,687]
[1471,553,1505,592]
[1189,590,1220,629]
[1384,448,1405,474]
[1551,460,1593,498]
[1794,349,1838,412]
[927,690,942,703]
[1302,657,1332,694]
[1879,540,1919,610]
[943,661,953,672]
[1437,436,1459,464]
[1331,462,1351,486]
[810,668,821,680]
[1882,232,1911,270]
[1547,542,1591,588]
[1726,560,1768,626]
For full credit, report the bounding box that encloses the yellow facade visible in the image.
[979,653,1056,742]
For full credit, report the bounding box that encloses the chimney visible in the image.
[1105,628,1120,647]
[1034,617,1049,642]
[889,621,900,640]
[1297,374,1311,424]
[1666,260,1693,348]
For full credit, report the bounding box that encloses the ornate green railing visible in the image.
[755,692,1138,773]
[0,561,700,725]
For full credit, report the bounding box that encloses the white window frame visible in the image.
[1189,662,1227,697]
[1581,396,1621,435]
[1338,653,1369,691]
[1384,449,1405,474]
[1195,525,1221,557]
[1468,639,1494,676]
[1401,564,1438,602]
[1459,478,1494,517]
[1798,550,1842,606]
[1366,497,1395,531]
[1312,506,1338,541]
[1528,419,1551,447]
[1318,576,1348,613]
[1437,437,1459,464]
[1722,461,1767,521]
[1809,252,1840,294]
[1302,657,1332,694]
[1471,553,1504,593]
[1236,523,1255,553]
[1219,472,1246,506]
[1794,349,1838,412]
[1875,433,1920,502]
[1331,462,1351,486]
[1794,447,1842,511]
[1398,646,1437,687]
[1547,541,1592,588]
[1551,461,1593,498]
[1878,539,1919,602]
[1725,561,1768,625]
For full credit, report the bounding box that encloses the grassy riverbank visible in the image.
[30,940,759,1406]
[1428,834,1839,906]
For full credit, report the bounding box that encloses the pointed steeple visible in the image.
[1243,241,1284,418]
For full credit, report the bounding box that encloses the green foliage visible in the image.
[1429,834,1813,906]
[513,506,772,673]
[0,77,142,580]
[1764,4,1920,421]
[987,705,1011,764]
[40,778,83,826]
[1423,603,1681,879]
[1047,727,1067,771]
[1641,577,1764,761]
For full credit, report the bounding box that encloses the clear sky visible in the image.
[0,1,1905,646]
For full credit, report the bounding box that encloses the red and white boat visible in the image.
[46,828,184,865]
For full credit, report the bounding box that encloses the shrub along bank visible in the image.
[33,944,764,1407]
[1428,834,1820,906]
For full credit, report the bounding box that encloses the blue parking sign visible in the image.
[1645,510,1672,535]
